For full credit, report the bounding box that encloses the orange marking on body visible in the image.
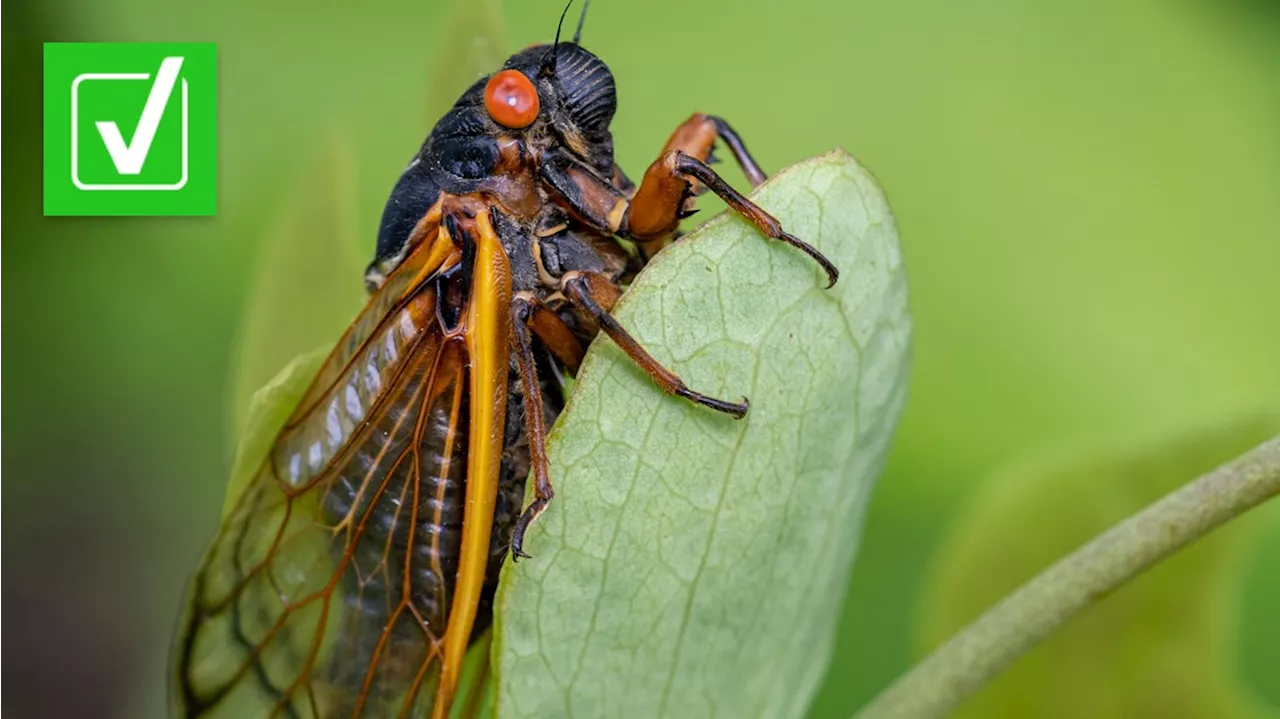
[432,209,512,719]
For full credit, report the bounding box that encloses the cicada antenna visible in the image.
[572,0,590,44]
[540,0,575,78]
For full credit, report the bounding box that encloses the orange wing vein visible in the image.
[173,207,511,719]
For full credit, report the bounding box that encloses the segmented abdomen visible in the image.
[312,339,539,715]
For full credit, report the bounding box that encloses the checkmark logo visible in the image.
[95,56,184,175]
[43,42,218,216]
[70,56,190,191]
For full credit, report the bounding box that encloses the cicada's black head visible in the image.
[368,4,616,288]
[507,41,618,163]
[417,40,618,188]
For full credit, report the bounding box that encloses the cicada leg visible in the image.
[706,115,769,188]
[506,270,750,558]
[624,114,839,287]
[650,112,770,188]
[508,294,557,561]
[561,270,749,419]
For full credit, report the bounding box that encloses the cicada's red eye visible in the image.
[484,69,539,128]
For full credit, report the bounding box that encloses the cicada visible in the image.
[172,7,837,719]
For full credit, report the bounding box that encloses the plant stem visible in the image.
[855,434,1280,719]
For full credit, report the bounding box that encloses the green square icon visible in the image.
[43,43,218,216]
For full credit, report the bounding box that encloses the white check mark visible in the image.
[96,56,184,175]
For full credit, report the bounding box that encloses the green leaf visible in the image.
[451,632,497,719]
[1239,515,1280,708]
[493,151,912,719]
[917,415,1280,719]
[227,134,366,435]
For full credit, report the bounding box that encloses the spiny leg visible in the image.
[509,294,554,561]
[536,115,833,284]
[672,151,839,287]
[707,115,768,188]
[522,284,586,373]
[624,113,743,245]
[623,114,838,287]
[650,112,768,188]
[561,271,749,418]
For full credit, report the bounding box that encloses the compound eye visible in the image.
[484,70,539,128]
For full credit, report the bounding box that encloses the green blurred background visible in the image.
[4,0,1279,717]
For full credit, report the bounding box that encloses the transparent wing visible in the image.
[174,232,479,718]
